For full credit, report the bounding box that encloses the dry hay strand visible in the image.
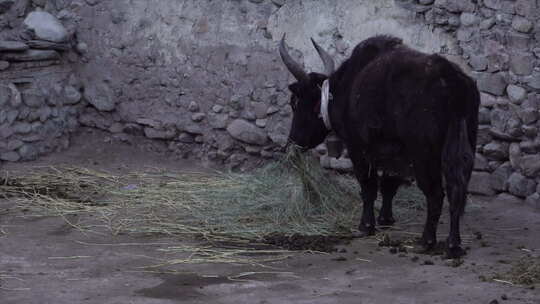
[1,147,428,264]
[146,245,295,268]
[494,256,540,286]
[0,273,30,291]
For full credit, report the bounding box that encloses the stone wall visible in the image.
[71,0,459,170]
[396,0,539,205]
[0,1,84,162]
[0,0,539,204]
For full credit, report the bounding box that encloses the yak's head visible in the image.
[279,35,336,150]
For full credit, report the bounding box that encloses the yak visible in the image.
[279,34,480,258]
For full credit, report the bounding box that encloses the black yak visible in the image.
[279,35,480,258]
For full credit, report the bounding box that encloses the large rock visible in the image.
[7,139,23,150]
[468,171,495,196]
[520,155,540,177]
[23,11,69,43]
[490,163,512,192]
[524,72,540,89]
[226,119,267,145]
[83,82,115,111]
[0,151,20,162]
[486,53,509,73]
[483,142,508,160]
[268,123,289,147]
[143,127,176,139]
[22,90,46,108]
[13,122,32,134]
[483,0,501,9]
[525,193,540,209]
[506,84,527,103]
[469,55,488,71]
[507,172,536,198]
[520,140,540,153]
[191,113,205,122]
[522,125,538,138]
[511,16,533,33]
[0,124,14,138]
[506,32,531,51]
[474,153,489,171]
[251,102,268,119]
[440,0,476,13]
[460,13,478,26]
[518,108,538,125]
[0,49,60,61]
[0,41,29,52]
[478,108,491,125]
[0,84,11,106]
[515,0,537,18]
[480,92,498,107]
[79,111,112,130]
[6,109,18,125]
[208,113,228,129]
[180,124,204,135]
[509,53,535,76]
[509,143,521,169]
[18,144,38,161]
[490,108,522,137]
[63,86,82,104]
[476,73,506,96]
[477,126,492,146]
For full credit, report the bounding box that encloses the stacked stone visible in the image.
[77,73,291,170]
[1,0,537,206]
[70,0,294,170]
[399,0,539,206]
[1,5,82,162]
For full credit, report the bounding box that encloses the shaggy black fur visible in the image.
[281,35,480,258]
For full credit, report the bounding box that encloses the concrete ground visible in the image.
[1,130,539,304]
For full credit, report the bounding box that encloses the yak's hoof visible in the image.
[353,223,376,238]
[412,238,436,254]
[377,216,396,227]
[446,245,466,259]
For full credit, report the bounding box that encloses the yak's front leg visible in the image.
[353,161,378,237]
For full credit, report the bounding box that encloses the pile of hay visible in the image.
[495,257,540,286]
[2,149,360,239]
[1,148,425,264]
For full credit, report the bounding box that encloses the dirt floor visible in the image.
[1,130,539,304]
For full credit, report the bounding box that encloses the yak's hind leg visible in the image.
[377,173,403,226]
[412,158,444,252]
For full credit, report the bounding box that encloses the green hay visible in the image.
[1,148,427,264]
[2,149,361,239]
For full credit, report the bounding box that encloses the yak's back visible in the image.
[347,38,479,153]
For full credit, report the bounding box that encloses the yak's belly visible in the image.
[369,141,413,177]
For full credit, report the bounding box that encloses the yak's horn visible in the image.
[279,34,309,83]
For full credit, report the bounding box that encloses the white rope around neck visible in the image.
[320,79,332,130]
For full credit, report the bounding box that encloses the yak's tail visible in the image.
[436,55,479,216]
[442,119,474,216]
